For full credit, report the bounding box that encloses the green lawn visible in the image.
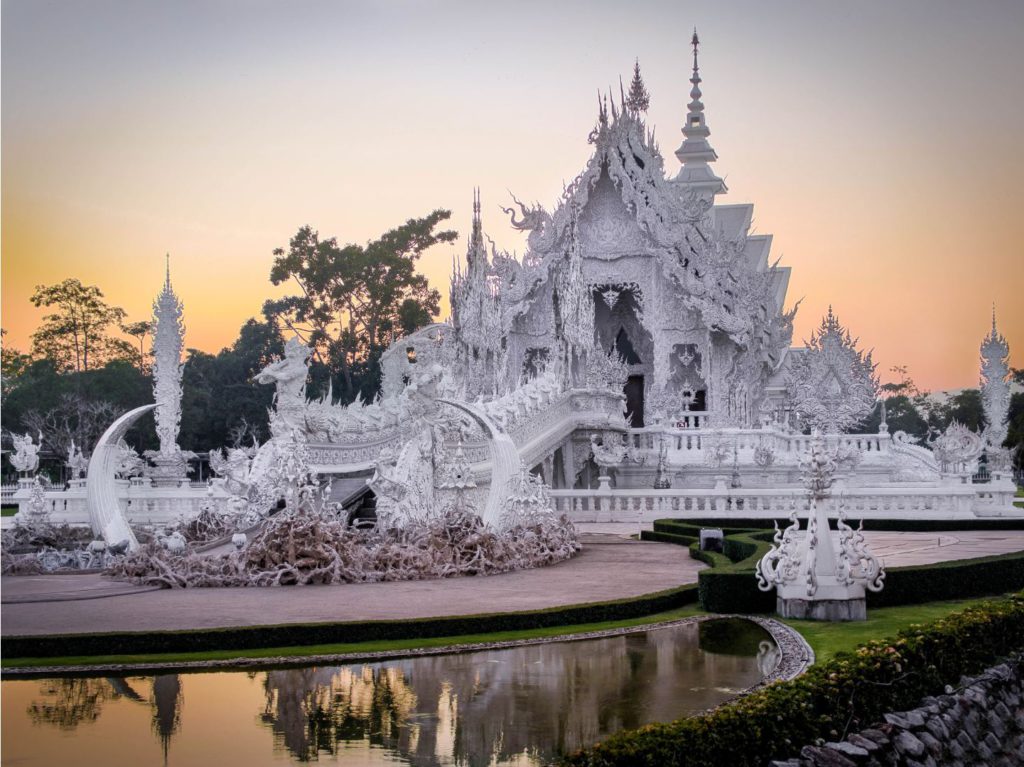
[782,596,997,663]
[1,505,18,517]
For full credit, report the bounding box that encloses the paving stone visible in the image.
[846,734,880,753]
[975,742,994,762]
[825,741,867,758]
[987,709,1007,738]
[903,709,926,727]
[859,729,890,746]
[924,716,949,741]
[915,730,943,757]
[983,732,1003,753]
[894,731,925,758]
[946,738,966,760]
[955,731,975,753]
[992,700,1013,720]
[799,745,857,767]
[883,712,911,729]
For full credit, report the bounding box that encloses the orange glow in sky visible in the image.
[2,1,1021,391]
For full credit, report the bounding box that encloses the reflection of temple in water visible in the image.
[151,675,182,765]
[258,624,771,766]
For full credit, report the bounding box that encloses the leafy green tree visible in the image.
[944,389,987,432]
[859,394,929,439]
[121,320,153,372]
[1,329,32,403]
[178,319,284,450]
[29,279,134,372]
[263,212,456,402]
[1005,392,1024,473]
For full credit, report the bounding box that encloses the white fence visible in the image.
[549,481,1019,523]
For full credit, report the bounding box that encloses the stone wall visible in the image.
[771,655,1024,767]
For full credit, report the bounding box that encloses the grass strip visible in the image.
[782,596,996,663]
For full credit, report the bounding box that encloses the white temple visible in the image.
[8,37,1021,533]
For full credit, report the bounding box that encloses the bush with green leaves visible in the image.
[564,594,1024,766]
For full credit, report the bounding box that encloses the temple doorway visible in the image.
[625,375,645,427]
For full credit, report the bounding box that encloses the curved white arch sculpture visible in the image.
[437,398,519,529]
[86,404,156,551]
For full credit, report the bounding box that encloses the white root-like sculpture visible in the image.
[756,433,885,621]
[108,434,579,588]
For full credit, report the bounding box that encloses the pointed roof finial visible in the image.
[992,302,998,332]
[164,253,172,290]
[673,28,726,196]
[625,58,650,113]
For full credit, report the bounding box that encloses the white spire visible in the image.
[980,304,1011,449]
[152,255,185,459]
[673,29,727,196]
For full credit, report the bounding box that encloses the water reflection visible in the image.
[4,620,775,767]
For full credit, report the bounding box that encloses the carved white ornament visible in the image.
[787,308,878,433]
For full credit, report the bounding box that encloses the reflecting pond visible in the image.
[2,618,778,767]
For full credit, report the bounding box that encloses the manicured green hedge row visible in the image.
[563,594,1024,766]
[638,530,697,547]
[2,582,700,660]
[871,550,1024,607]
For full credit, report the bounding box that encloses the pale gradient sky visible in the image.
[2,0,1022,391]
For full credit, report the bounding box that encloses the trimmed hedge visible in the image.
[872,550,1024,607]
[2,582,699,660]
[645,520,1024,613]
[563,593,1024,766]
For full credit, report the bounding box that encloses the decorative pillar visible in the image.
[147,257,189,487]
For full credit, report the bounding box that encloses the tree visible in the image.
[30,279,133,372]
[178,319,285,450]
[263,212,456,403]
[858,394,929,439]
[944,389,986,433]
[1,329,32,403]
[1005,392,1024,473]
[121,320,152,372]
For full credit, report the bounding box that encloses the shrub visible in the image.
[563,594,1024,766]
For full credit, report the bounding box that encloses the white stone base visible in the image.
[778,596,867,621]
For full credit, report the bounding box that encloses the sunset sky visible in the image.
[2,0,1021,391]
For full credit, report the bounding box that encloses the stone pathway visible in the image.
[1,534,700,637]
[3,529,1022,639]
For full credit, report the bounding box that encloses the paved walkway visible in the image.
[3,528,1023,639]
[1,533,700,637]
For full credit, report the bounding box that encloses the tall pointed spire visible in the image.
[625,59,650,113]
[149,254,187,485]
[673,29,727,197]
[980,303,1011,451]
[466,187,486,271]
